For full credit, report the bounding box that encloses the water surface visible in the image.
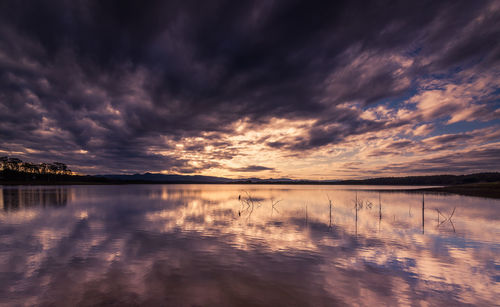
[0,185,498,306]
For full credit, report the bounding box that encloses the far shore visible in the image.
[2,168,499,199]
[414,182,500,199]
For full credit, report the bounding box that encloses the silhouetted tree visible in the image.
[0,157,72,175]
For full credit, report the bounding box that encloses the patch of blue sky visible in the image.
[363,87,418,110]
[434,119,500,136]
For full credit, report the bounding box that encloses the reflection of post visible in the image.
[329,202,332,229]
[379,192,382,220]
[355,209,358,237]
[0,187,3,210]
[305,204,308,227]
[355,192,358,237]
[378,192,381,233]
[422,194,425,234]
[326,194,332,230]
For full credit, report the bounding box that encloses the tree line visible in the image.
[0,157,72,175]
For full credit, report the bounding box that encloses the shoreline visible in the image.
[414,182,500,199]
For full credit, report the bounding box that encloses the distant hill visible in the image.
[96,173,297,184]
[97,173,232,183]
[335,173,500,186]
[96,172,500,185]
[2,166,499,187]
[3,169,498,199]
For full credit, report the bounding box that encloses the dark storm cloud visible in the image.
[0,0,498,173]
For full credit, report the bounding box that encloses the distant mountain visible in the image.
[96,173,303,183]
[95,172,500,185]
[96,173,232,183]
[3,169,499,186]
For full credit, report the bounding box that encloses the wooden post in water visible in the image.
[422,194,425,234]
[305,204,308,227]
[355,192,358,236]
[379,192,382,220]
[327,194,332,230]
[378,192,382,233]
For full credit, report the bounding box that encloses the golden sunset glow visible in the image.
[0,1,499,306]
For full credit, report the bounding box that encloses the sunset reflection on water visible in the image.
[0,185,498,306]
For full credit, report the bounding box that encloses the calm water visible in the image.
[0,185,499,306]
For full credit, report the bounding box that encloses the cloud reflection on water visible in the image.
[0,185,498,306]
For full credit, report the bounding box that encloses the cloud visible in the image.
[0,0,499,177]
[379,143,500,174]
[231,165,275,172]
[412,124,435,136]
[404,70,500,124]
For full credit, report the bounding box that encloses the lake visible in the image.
[0,184,498,306]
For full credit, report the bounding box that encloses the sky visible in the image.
[0,0,499,179]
